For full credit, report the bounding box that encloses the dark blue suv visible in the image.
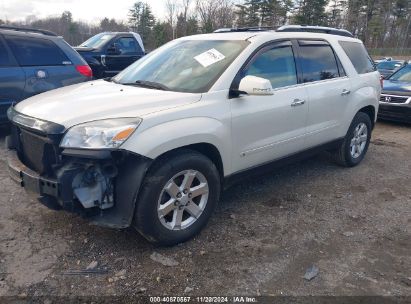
[0,26,93,123]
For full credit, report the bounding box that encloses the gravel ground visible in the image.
[0,121,410,298]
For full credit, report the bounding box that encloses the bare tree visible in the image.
[196,0,234,33]
[4,0,410,54]
[182,0,192,21]
[165,0,179,39]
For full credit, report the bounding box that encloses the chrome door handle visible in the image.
[341,89,351,96]
[291,99,306,107]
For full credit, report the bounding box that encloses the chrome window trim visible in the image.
[302,76,349,86]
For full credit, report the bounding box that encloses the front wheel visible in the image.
[133,150,221,246]
[333,112,372,167]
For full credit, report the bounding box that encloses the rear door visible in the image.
[0,34,25,122]
[104,36,144,77]
[230,41,308,172]
[4,34,77,99]
[295,40,352,147]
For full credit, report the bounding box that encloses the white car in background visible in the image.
[7,26,380,245]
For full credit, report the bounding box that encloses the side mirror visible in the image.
[107,43,121,55]
[237,76,273,96]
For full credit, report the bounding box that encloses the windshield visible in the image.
[113,39,249,93]
[389,66,411,82]
[80,33,115,48]
[377,61,403,70]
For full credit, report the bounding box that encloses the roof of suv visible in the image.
[184,25,359,43]
[0,26,60,40]
[182,31,361,43]
[99,32,135,35]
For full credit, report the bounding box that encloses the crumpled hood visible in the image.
[15,80,201,127]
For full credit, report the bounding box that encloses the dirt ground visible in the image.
[0,121,410,299]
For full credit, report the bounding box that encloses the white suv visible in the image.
[7,26,381,245]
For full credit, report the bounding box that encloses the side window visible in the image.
[339,41,376,74]
[115,37,140,54]
[4,35,69,66]
[0,37,14,67]
[298,43,340,83]
[244,46,298,89]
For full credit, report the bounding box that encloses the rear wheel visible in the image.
[133,150,220,246]
[333,112,372,167]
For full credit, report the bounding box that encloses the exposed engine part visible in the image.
[101,163,118,178]
[72,165,115,210]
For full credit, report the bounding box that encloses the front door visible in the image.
[104,36,143,77]
[230,41,308,173]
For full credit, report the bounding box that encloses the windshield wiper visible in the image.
[104,77,118,83]
[123,80,170,91]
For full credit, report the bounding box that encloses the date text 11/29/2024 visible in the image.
[149,296,257,303]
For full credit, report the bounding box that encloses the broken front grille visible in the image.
[12,125,61,176]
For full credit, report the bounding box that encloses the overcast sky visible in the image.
[0,0,168,23]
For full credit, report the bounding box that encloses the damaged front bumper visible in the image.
[8,148,59,197]
[7,147,152,229]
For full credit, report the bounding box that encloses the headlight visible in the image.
[60,118,142,149]
[8,107,65,134]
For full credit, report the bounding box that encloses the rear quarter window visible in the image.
[5,35,70,67]
[339,41,375,74]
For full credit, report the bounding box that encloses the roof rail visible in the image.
[213,25,354,37]
[276,25,353,38]
[0,25,58,37]
[214,26,275,33]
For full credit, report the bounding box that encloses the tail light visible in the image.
[75,65,93,78]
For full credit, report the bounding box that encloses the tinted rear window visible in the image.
[299,44,340,83]
[339,41,375,74]
[5,35,70,66]
[0,38,14,67]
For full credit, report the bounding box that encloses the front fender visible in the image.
[78,54,102,68]
[121,117,232,175]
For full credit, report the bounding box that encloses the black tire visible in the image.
[133,149,221,246]
[333,112,372,167]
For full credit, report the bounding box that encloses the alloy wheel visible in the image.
[350,122,368,159]
[157,170,209,230]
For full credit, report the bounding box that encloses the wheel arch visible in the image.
[148,143,225,181]
[358,105,376,129]
[122,117,231,176]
